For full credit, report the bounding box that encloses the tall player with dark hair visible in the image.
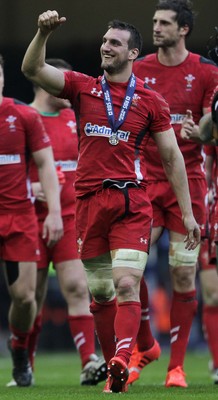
[130,0,218,388]
[22,11,200,393]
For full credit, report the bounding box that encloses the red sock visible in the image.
[203,305,218,369]
[28,313,43,370]
[68,315,95,368]
[9,326,30,350]
[137,278,155,351]
[114,301,141,365]
[90,298,117,364]
[168,290,197,371]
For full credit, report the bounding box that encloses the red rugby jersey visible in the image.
[59,71,172,197]
[0,97,50,212]
[29,108,78,220]
[133,52,218,181]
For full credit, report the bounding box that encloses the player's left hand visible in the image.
[180,109,197,140]
[32,182,47,202]
[183,215,201,250]
[42,212,63,247]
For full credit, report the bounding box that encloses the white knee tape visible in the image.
[83,261,115,301]
[169,241,200,267]
[111,249,148,270]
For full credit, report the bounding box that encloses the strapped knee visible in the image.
[111,249,148,270]
[83,259,115,302]
[169,241,200,267]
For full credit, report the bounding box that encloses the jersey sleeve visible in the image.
[58,70,93,107]
[149,91,172,134]
[202,63,218,109]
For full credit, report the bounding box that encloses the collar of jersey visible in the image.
[40,111,60,117]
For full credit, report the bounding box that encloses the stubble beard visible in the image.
[101,58,129,75]
[153,36,178,49]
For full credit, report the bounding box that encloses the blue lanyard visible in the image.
[101,73,136,145]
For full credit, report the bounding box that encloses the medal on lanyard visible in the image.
[101,73,136,146]
[109,132,119,146]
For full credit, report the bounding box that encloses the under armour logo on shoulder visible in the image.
[144,77,156,85]
[91,88,103,97]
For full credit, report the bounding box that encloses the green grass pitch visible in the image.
[0,350,217,399]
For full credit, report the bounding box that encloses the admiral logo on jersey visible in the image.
[170,114,186,124]
[6,115,17,131]
[55,160,78,172]
[0,154,21,165]
[84,122,130,142]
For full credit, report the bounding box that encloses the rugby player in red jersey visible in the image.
[130,0,218,388]
[0,54,63,387]
[198,86,218,384]
[21,10,200,393]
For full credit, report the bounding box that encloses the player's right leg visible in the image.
[128,226,163,385]
[199,241,218,384]
[5,260,37,387]
[56,257,107,385]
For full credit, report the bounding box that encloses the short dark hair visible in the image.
[107,19,143,55]
[0,54,4,68]
[155,0,196,37]
[45,58,72,70]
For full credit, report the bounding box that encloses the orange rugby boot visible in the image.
[165,366,188,388]
[127,339,161,384]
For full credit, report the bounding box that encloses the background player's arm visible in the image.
[205,153,214,189]
[32,146,63,245]
[181,108,213,143]
[31,182,46,202]
[153,127,200,248]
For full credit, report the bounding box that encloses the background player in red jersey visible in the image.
[6,58,107,387]
[195,85,218,384]
[21,11,200,393]
[0,54,63,387]
[129,0,218,388]
[199,144,218,385]
[166,40,218,386]
[199,85,218,145]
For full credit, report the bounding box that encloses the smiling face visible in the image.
[152,10,187,49]
[100,28,133,75]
